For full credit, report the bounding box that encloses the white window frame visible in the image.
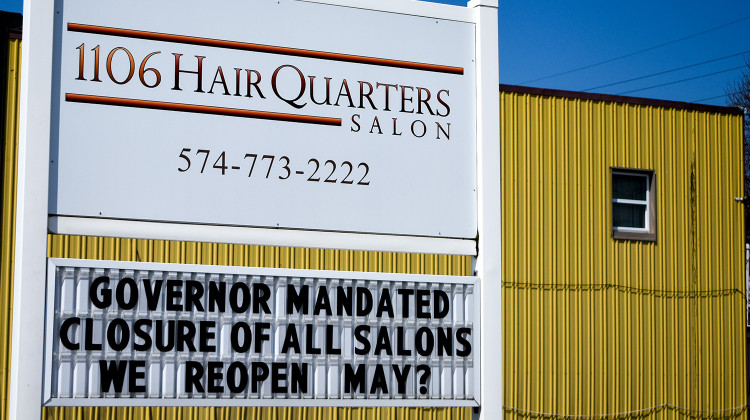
[610,167,656,242]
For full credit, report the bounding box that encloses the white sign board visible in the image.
[49,0,477,239]
[44,259,479,406]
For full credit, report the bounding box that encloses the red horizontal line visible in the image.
[65,93,342,126]
[67,23,464,75]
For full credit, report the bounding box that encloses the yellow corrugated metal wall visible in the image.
[0,37,472,420]
[1,36,20,420]
[501,90,747,419]
[45,235,470,276]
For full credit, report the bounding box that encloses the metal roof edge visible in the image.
[499,84,744,116]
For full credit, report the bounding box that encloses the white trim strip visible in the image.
[46,398,479,408]
[293,0,475,23]
[611,198,648,205]
[49,216,478,256]
[612,226,649,233]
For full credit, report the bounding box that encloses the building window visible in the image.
[611,167,656,241]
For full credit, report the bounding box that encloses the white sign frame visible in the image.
[43,258,480,407]
[11,0,501,419]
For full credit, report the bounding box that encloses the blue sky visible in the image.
[2,0,748,107]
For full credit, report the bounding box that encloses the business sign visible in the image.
[44,259,479,406]
[49,0,477,239]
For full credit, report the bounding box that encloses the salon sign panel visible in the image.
[44,259,479,406]
[50,0,477,238]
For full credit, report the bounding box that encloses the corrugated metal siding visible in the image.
[0,37,20,420]
[46,235,470,275]
[501,91,747,419]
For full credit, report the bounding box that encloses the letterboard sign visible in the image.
[44,259,480,406]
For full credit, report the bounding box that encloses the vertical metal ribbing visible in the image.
[501,90,746,420]
[0,36,21,420]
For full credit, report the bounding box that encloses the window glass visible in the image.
[612,174,647,201]
[612,203,647,228]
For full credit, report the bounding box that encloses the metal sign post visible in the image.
[9,0,55,419]
[469,1,501,419]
